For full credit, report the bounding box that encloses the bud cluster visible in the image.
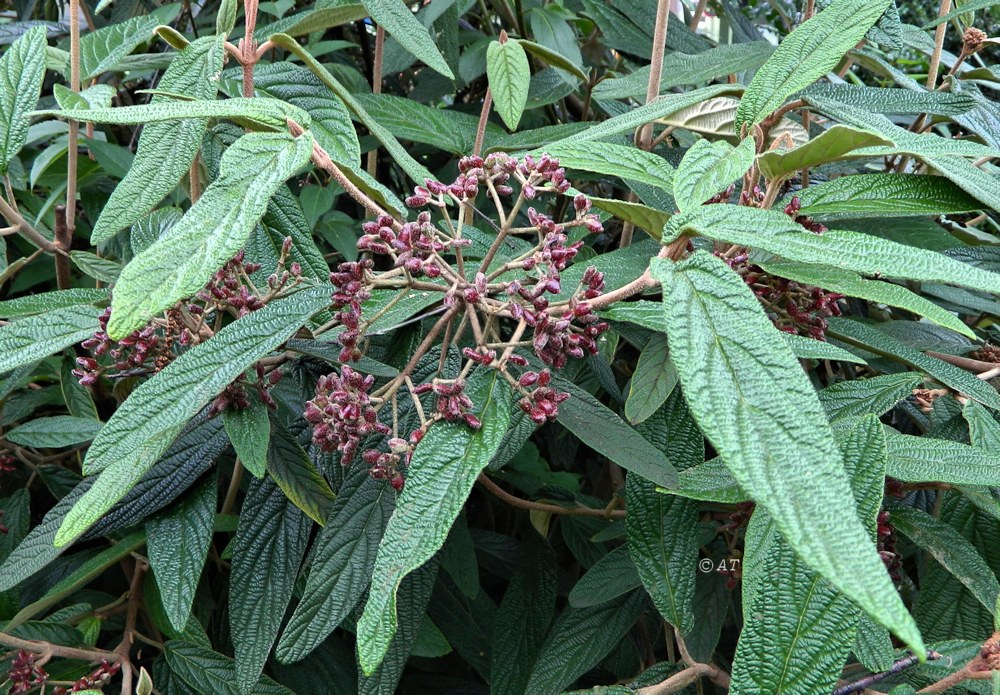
[516,369,569,424]
[877,510,903,584]
[50,660,121,694]
[304,366,390,463]
[8,650,47,694]
[207,363,283,417]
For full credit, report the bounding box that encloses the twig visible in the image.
[689,0,708,30]
[833,651,940,695]
[366,25,385,180]
[0,632,118,664]
[54,204,73,290]
[477,473,625,519]
[0,195,61,253]
[633,628,731,694]
[66,0,81,241]
[113,559,147,695]
[926,0,952,90]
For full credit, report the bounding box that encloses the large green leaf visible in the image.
[0,305,100,373]
[32,96,311,131]
[0,288,106,317]
[885,431,1000,486]
[276,468,395,664]
[0,25,46,174]
[523,591,646,693]
[5,415,102,448]
[624,333,677,425]
[258,4,367,39]
[54,286,332,546]
[802,84,975,116]
[735,0,892,129]
[92,37,225,243]
[730,415,887,695]
[544,141,675,192]
[231,476,312,694]
[922,0,998,28]
[364,0,453,79]
[924,155,1000,217]
[664,204,1000,296]
[673,137,755,210]
[650,251,923,654]
[756,125,894,181]
[79,15,158,79]
[626,474,698,632]
[266,427,336,525]
[891,506,999,615]
[568,544,640,608]
[490,530,557,695]
[819,373,922,421]
[222,399,270,478]
[165,641,295,695]
[108,131,313,338]
[786,173,983,219]
[487,39,530,131]
[146,476,217,632]
[357,370,512,674]
[762,260,973,338]
[554,375,678,488]
[825,318,1000,411]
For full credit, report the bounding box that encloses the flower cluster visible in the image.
[304,366,389,463]
[877,510,903,584]
[50,660,121,694]
[8,650,47,694]
[329,259,373,362]
[972,344,1000,363]
[516,369,569,424]
[73,306,184,385]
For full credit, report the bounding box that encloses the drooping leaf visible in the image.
[357,370,512,674]
[5,415,103,448]
[79,15,158,80]
[266,426,336,526]
[277,467,395,663]
[364,0,454,79]
[735,0,893,129]
[624,333,677,425]
[0,25,47,175]
[55,287,332,546]
[825,318,1000,411]
[257,4,367,39]
[650,251,923,654]
[92,37,224,243]
[490,530,557,695]
[885,431,1000,486]
[108,132,314,338]
[568,544,641,608]
[818,373,922,421]
[0,305,100,373]
[515,38,587,81]
[626,474,698,631]
[165,641,295,695]
[146,475,217,632]
[544,141,675,192]
[663,204,1000,297]
[673,137,755,211]
[487,39,530,131]
[222,399,270,479]
[785,173,983,219]
[230,475,312,694]
[756,125,894,181]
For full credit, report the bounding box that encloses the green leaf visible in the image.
[0,305,100,373]
[258,5,367,39]
[223,399,270,478]
[277,467,395,664]
[819,373,922,421]
[554,375,679,488]
[92,37,225,243]
[165,641,295,695]
[673,137,755,210]
[523,591,646,694]
[664,204,1000,296]
[79,15,157,79]
[363,0,453,79]
[357,369,512,674]
[0,288,106,317]
[785,173,983,219]
[514,38,587,81]
[583,195,671,237]
[735,0,893,129]
[487,39,530,131]
[756,125,894,181]
[146,475,217,632]
[490,530,557,695]
[802,84,975,116]
[55,287,331,546]
[69,250,121,282]
[568,544,641,608]
[216,0,238,35]
[268,34,434,185]
[627,474,698,631]
[543,141,675,191]
[624,333,677,425]
[5,415,103,448]
[730,415,888,695]
[108,131,313,338]
[266,426,336,526]
[826,318,1000,411]
[231,475,312,694]
[61,354,99,420]
[593,41,774,100]
[885,431,1000,486]
[32,96,311,132]
[922,0,998,28]
[892,506,998,616]
[780,333,868,364]
[924,155,1000,217]
[0,25,46,175]
[762,260,974,338]
[540,84,741,150]
[650,251,923,654]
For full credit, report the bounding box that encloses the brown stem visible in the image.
[926,351,999,374]
[54,204,72,289]
[0,195,60,253]
[478,473,625,519]
[689,0,708,30]
[366,25,386,180]
[66,0,81,240]
[926,0,952,90]
[473,87,493,158]
[221,459,244,516]
[188,154,202,203]
[0,632,118,664]
[113,559,147,695]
